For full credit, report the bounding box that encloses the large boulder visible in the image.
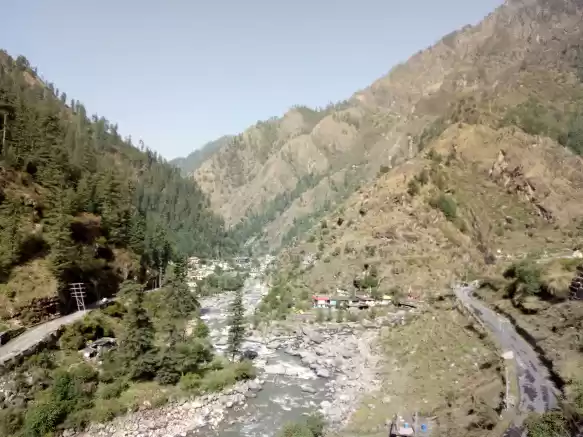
[241,349,258,360]
[302,327,324,344]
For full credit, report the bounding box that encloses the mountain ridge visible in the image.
[179,0,583,251]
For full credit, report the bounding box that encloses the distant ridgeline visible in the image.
[0,51,239,318]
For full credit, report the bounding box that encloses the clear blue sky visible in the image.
[2,0,503,160]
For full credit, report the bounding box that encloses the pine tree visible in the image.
[118,281,158,380]
[163,257,198,344]
[0,199,23,279]
[226,288,246,360]
[44,194,75,277]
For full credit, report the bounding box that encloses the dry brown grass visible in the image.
[338,306,504,437]
[476,258,583,389]
[278,123,583,303]
[0,259,57,318]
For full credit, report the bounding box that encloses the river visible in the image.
[199,276,329,437]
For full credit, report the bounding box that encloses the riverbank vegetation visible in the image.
[278,413,326,437]
[0,264,255,437]
[196,270,247,296]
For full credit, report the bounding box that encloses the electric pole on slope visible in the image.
[70,283,87,312]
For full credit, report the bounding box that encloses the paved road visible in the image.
[0,310,88,365]
[455,282,559,416]
[0,287,163,366]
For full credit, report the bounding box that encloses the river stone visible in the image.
[316,367,331,378]
[248,380,262,392]
[301,384,317,393]
[303,328,324,344]
[342,349,355,359]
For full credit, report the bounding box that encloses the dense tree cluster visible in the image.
[0,51,239,312]
[0,262,255,436]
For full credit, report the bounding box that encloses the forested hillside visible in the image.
[0,51,238,324]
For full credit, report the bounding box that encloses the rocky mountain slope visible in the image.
[275,121,583,302]
[185,0,583,251]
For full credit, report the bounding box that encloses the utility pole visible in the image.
[70,283,87,312]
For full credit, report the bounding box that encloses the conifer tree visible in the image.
[0,199,23,279]
[118,281,158,380]
[226,288,246,360]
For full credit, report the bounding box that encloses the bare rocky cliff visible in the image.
[187,0,583,249]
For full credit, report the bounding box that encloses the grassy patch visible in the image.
[343,309,503,437]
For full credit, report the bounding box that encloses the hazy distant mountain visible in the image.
[171,136,233,175]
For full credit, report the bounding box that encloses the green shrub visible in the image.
[426,149,442,163]
[306,413,326,437]
[234,360,256,380]
[23,400,67,437]
[336,310,345,323]
[71,363,99,383]
[407,179,420,196]
[525,411,569,437]
[416,169,429,185]
[279,422,314,437]
[180,373,202,392]
[101,301,126,318]
[0,407,24,436]
[378,165,390,176]
[200,368,236,392]
[315,309,325,323]
[60,315,114,350]
[430,193,457,220]
[504,260,542,296]
[63,408,91,431]
[90,398,126,424]
[97,380,129,400]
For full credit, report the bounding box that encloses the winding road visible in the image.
[0,310,88,366]
[455,282,559,432]
[0,287,162,367]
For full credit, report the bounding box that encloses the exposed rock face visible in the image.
[14,296,61,324]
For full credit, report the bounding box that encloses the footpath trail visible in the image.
[455,282,559,433]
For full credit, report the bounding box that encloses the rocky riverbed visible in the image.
[76,277,411,437]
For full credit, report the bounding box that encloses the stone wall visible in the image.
[0,327,26,345]
[0,326,65,376]
[15,295,61,325]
